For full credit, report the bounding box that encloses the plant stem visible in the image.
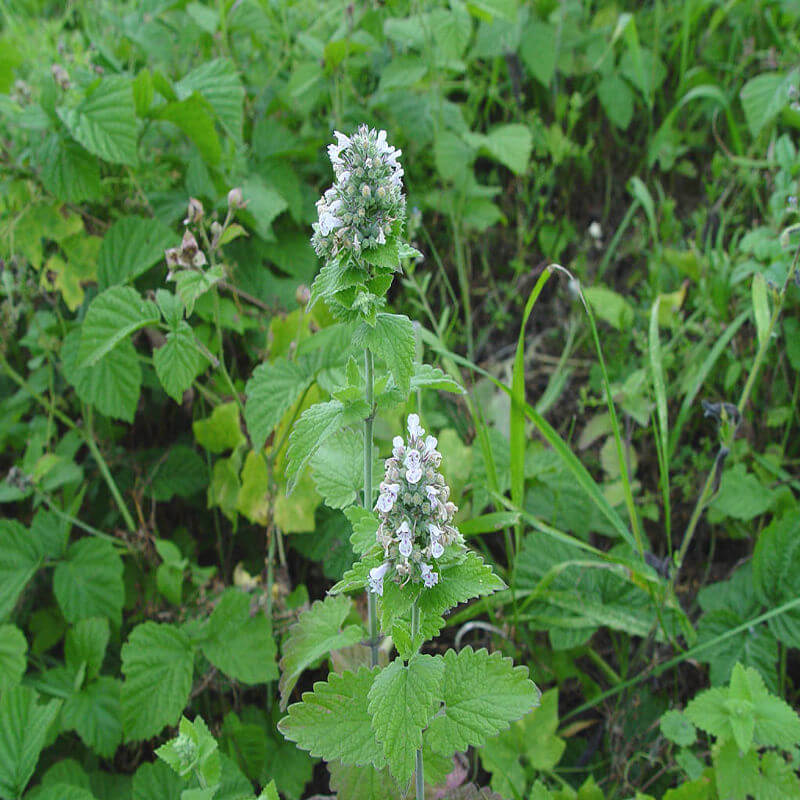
[411,599,424,800]
[364,347,379,667]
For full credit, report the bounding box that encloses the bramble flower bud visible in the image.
[369,414,463,594]
[51,64,70,90]
[184,197,204,225]
[296,284,311,306]
[227,187,244,209]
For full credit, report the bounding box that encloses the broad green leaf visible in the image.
[175,58,244,141]
[519,20,556,87]
[39,134,101,202]
[714,739,760,800]
[0,520,41,621]
[245,358,313,451]
[346,506,379,554]
[310,429,366,509]
[53,539,124,625]
[426,647,540,756]
[238,176,289,241]
[367,654,445,783]
[57,76,138,165]
[329,549,383,595]
[0,625,26,691]
[598,73,634,130]
[740,70,797,137]
[0,685,61,799]
[409,363,464,394]
[154,322,206,402]
[759,750,800,800]
[96,216,174,289]
[193,402,245,453]
[752,272,770,348]
[327,761,402,800]
[157,716,220,785]
[278,667,383,768]
[61,676,122,759]
[483,124,532,175]
[200,589,277,685]
[132,760,183,800]
[61,328,142,423]
[660,710,696,747]
[286,400,364,490]
[77,286,159,367]
[33,785,95,800]
[173,265,224,316]
[148,445,208,501]
[152,93,221,164]
[583,285,635,331]
[65,617,109,683]
[236,450,270,525]
[360,240,400,270]
[433,131,474,184]
[278,595,365,709]
[354,314,415,394]
[121,622,195,741]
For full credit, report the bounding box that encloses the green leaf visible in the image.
[327,762,402,800]
[759,750,800,800]
[175,58,244,141]
[65,617,109,682]
[154,322,206,402]
[714,738,760,800]
[245,358,313,451]
[483,124,532,175]
[0,625,27,691]
[157,715,220,785]
[710,463,772,521]
[193,402,245,453]
[278,667,383,768]
[753,512,800,648]
[121,622,195,741]
[39,134,101,203]
[417,550,506,621]
[433,131,474,184]
[354,314,415,394]
[149,445,208,501]
[61,328,142,423]
[96,216,175,289]
[173,265,224,316]
[77,286,159,367]
[426,647,540,756]
[57,76,138,165]
[33,785,96,800]
[346,507,379,555]
[61,676,122,759]
[752,272,771,348]
[278,595,365,710]
[598,73,634,130]
[660,710,696,747]
[583,285,635,331]
[740,70,797,137]
[0,520,41,621]
[329,549,383,595]
[201,589,277,685]
[132,761,183,800]
[519,20,556,87]
[310,429,366,509]
[152,93,221,164]
[53,539,124,626]
[409,363,464,394]
[360,239,400,270]
[367,654,445,783]
[238,176,289,241]
[286,400,363,490]
[0,686,61,799]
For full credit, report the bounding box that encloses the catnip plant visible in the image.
[275,128,541,797]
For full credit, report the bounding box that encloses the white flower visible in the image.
[407,413,424,439]
[376,491,396,514]
[368,562,390,595]
[398,535,413,558]
[318,211,342,236]
[420,563,439,588]
[392,436,404,458]
[404,449,421,469]
[406,464,422,484]
[425,484,439,507]
[430,540,444,559]
[423,435,438,456]
[588,221,602,240]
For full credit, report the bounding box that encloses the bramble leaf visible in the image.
[426,647,540,756]
[65,617,109,683]
[278,667,383,768]
[367,654,445,783]
[193,402,245,453]
[121,622,195,741]
[0,624,27,691]
[61,676,122,759]
[154,322,207,402]
[0,520,41,621]
[279,595,365,709]
[96,216,174,289]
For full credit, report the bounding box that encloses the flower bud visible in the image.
[227,187,244,209]
[184,197,204,225]
[295,284,311,306]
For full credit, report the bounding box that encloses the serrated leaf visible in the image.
[132,760,183,800]
[154,322,206,402]
[410,363,464,394]
[483,124,532,175]
[175,58,244,141]
[519,20,556,87]
[96,216,175,289]
[173,265,224,316]
[53,538,124,626]
[121,622,195,741]
[200,589,277,685]
[740,70,797,137]
[0,624,27,691]
[279,595,365,709]
[77,286,159,367]
[193,402,245,453]
[417,550,506,622]
[239,176,289,241]
[39,134,101,203]
[360,239,400,269]
[61,676,122,759]
[278,667,383,768]
[426,647,540,756]
[327,761,402,800]
[354,314,415,394]
[65,617,109,682]
[329,549,383,595]
[346,506,378,554]
[0,685,62,799]
[286,400,363,490]
[310,429,367,509]
[660,710,696,747]
[0,520,41,621]
[367,654,445,783]
[152,93,221,164]
[61,327,142,422]
[34,785,95,800]
[57,76,138,165]
[245,358,313,451]
[148,445,208,501]
[598,73,634,130]
[157,715,220,784]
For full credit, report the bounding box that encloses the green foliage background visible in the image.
[1,0,800,798]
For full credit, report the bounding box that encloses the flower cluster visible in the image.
[311,125,406,264]
[368,414,460,596]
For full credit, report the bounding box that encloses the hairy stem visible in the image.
[411,600,424,799]
[364,347,379,667]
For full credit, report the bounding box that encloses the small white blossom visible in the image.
[407,413,424,439]
[406,464,423,484]
[420,562,439,588]
[376,491,396,514]
[368,562,390,596]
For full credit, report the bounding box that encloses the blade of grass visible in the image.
[649,298,671,549]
